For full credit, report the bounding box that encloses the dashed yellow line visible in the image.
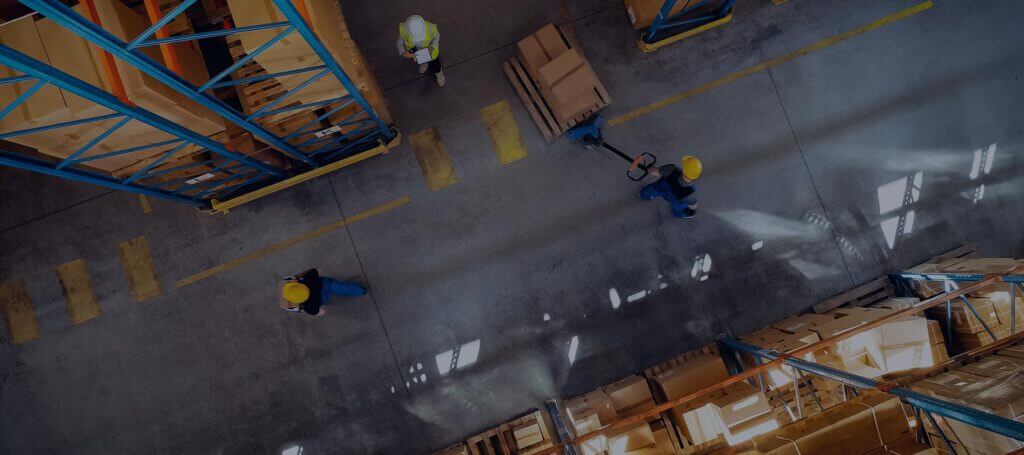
[481,100,528,165]
[409,128,458,191]
[609,1,934,126]
[57,259,102,324]
[138,194,152,214]
[176,196,412,288]
[118,236,163,302]
[0,279,39,344]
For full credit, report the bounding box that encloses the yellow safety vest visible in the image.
[399,21,439,60]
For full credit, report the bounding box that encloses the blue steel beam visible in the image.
[138,22,292,47]
[0,150,205,207]
[898,271,1024,283]
[0,44,284,179]
[270,0,392,140]
[644,0,736,44]
[20,0,316,166]
[720,338,1024,441]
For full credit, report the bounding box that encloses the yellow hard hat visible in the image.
[282,282,310,304]
[681,156,702,180]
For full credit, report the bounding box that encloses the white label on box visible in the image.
[185,173,216,185]
[414,48,433,64]
[314,125,342,138]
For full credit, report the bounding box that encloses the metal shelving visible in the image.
[0,0,397,211]
[638,0,736,52]
[538,267,1024,454]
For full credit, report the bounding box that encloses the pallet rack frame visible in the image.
[1,0,397,210]
[535,266,1024,454]
[638,0,736,52]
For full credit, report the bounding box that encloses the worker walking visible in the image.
[639,156,702,219]
[397,15,445,86]
[280,268,366,316]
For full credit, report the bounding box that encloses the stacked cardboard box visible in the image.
[752,391,913,454]
[926,296,1024,352]
[566,375,656,437]
[912,347,1024,454]
[515,25,610,126]
[506,24,611,141]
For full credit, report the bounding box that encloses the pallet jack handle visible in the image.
[567,114,657,181]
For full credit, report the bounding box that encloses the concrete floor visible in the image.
[2,0,1023,453]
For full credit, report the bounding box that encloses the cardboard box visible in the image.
[513,422,544,449]
[865,435,938,454]
[931,343,949,364]
[913,370,988,399]
[771,314,835,334]
[949,298,1000,334]
[720,411,778,445]
[567,390,617,432]
[957,355,1024,378]
[944,258,1023,274]
[830,306,894,322]
[626,426,674,455]
[537,49,586,92]
[652,353,729,400]
[605,375,654,414]
[515,24,570,78]
[740,327,790,345]
[882,343,935,372]
[710,382,771,429]
[880,317,931,347]
[871,298,920,312]
[607,423,656,453]
[927,320,944,346]
[623,0,690,30]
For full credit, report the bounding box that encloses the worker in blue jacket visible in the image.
[280,268,366,316]
[638,156,702,218]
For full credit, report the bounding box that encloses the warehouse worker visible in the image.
[638,156,702,219]
[397,15,445,86]
[280,268,367,316]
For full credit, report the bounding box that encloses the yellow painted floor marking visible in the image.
[117,236,163,302]
[409,128,458,191]
[609,1,934,126]
[138,195,152,214]
[0,279,39,344]
[176,196,412,288]
[481,100,528,165]
[56,259,102,324]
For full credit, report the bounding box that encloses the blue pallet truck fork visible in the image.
[566,114,657,181]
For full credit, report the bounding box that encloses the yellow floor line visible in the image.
[176,196,412,288]
[409,128,459,191]
[138,194,152,214]
[0,279,40,344]
[57,259,102,324]
[609,1,934,127]
[481,100,528,165]
[117,236,163,302]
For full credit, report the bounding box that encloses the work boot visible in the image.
[419,63,429,74]
[436,70,446,87]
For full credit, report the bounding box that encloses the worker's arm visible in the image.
[428,27,440,53]
[649,164,677,177]
[397,37,413,57]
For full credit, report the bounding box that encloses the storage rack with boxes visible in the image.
[434,251,1024,455]
[621,0,737,52]
[0,0,396,212]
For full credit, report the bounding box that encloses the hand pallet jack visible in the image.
[565,114,658,181]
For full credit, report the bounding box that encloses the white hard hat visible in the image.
[405,15,427,41]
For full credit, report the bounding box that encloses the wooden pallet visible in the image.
[644,344,720,382]
[465,410,555,455]
[813,244,978,314]
[813,276,896,314]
